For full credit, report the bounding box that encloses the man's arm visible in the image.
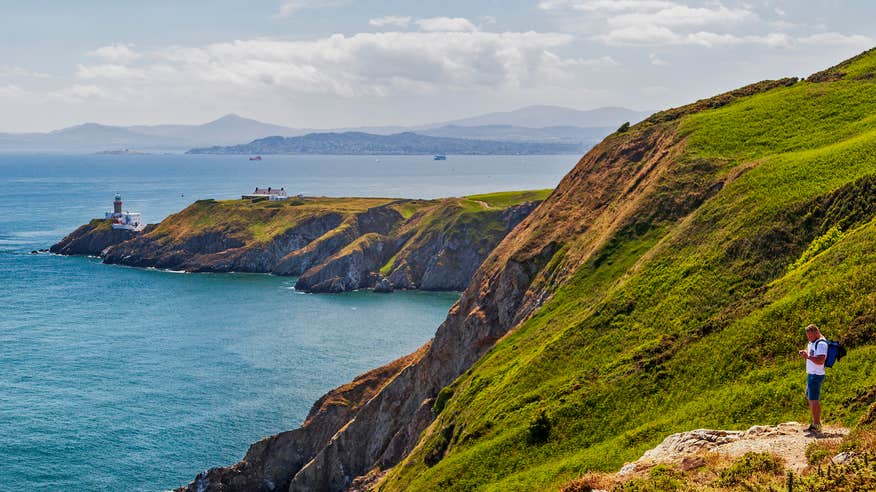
[806,353,827,365]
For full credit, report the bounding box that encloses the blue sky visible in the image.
[1,1,873,132]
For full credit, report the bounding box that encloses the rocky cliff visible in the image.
[53,192,548,293]
[177,49,876,491]
[49,219,141,256]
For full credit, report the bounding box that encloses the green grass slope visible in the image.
[150,196,398,244]
[379,49,876,490]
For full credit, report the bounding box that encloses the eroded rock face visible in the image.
[174,347,429,492]
[101,213,343,272]
[294,233,398,293]
[49,220,139,256]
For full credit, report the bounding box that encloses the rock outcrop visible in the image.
[618,422,849,476]
[176,346,429,492]
[49,219,140,256]
[54,193,547,294]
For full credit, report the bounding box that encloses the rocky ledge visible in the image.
[49,219,143,256]
[51,191,548,293]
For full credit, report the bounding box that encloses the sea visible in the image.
[0,153,576,491]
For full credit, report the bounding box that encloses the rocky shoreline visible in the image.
[51,193,547,294]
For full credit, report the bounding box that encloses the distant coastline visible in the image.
[186,131,586,155]
[94,149,153,155]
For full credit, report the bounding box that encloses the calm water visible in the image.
[0,153,575,490]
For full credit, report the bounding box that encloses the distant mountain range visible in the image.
[428,105,650,128]
[0,105,651,153]
[187,132,585,155]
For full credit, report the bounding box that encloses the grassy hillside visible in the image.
[379,50,876,490]
[150,196,398,244]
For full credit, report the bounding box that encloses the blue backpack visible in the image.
[816,339,847,368]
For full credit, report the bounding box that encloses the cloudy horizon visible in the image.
[1,0,873,133]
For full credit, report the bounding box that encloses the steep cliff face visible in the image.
[176,346,430,492]
[178,50,876,492]
[296,195,546,293]
[49,219,140,256]
[386,200,540,291]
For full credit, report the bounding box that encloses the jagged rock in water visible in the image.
[373,277,393,293]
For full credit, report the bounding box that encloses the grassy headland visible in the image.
[376,49,876,491]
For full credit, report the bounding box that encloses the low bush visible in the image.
[715,452,784,487]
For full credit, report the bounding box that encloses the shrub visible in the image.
[424,425,454,467]
[432,386,454,416]
[614,464,683,491]
[527,409,551,444]
[716,452,784,487]
[807,440,840,465]
[559,472,614,492]
[617,121,631,133]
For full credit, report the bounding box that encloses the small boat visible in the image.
[433,154,447,161]
[249,156,262,161]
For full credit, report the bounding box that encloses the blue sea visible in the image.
[0,153,575,491]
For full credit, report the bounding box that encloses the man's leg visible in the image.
[809,399,821,425]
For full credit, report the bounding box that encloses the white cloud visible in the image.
[48,84,111,104]
[369,16,412,28]
[0,66,51,79]
[76,64,147,81]
[275,0,350,18]
[415,17,478,33]
[87,44,140,64]
[605,4,753,29]
[0,83,26,98]
[539,0,676,12]
[798,33,875,47]
[649,53,669,66]
[63,30,594,105]
[548,0,759,47]
[540,0,870,51]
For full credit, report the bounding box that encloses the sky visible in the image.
[0,0,873,132]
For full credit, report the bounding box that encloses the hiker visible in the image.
[798,323,828,432]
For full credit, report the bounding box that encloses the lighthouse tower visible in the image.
[105,193,144,231]
[113,193,123,216]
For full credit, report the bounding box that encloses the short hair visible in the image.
[806,324,819,332]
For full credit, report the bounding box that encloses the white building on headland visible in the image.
[104,193,144,231]
[242,187,288,200]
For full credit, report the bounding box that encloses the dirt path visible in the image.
[618,422,849,476]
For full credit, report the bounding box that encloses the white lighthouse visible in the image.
[105,193,144,231]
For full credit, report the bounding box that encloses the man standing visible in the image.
[798,323,828,432]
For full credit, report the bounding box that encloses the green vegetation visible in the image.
[433,386,455,416]
[379,49,876,491]
[87,218,113,231]
[465,189,552,209]
[715,452,784,487]
[150,191,546,254]
[154,196,398,245]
